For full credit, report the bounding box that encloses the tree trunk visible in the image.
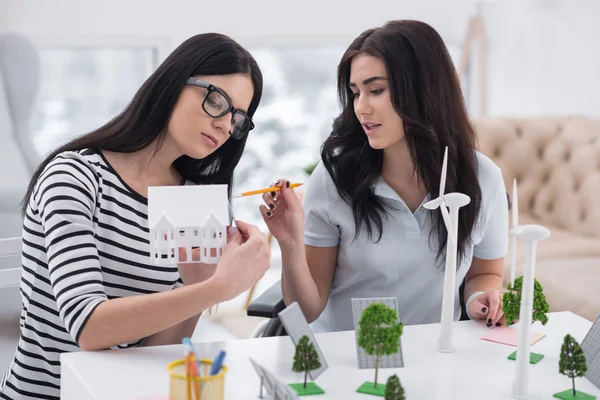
[304,371,308,388]
[572,375,576,396]
[374,354,380,388]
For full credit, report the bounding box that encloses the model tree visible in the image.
[358,303,403,389]
[554,334,592,399]
[303,161,318,176]
[384,375,405,400]
[502,275,550,326]
[292,335,322,389]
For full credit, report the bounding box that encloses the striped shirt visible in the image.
[0,149,183,399]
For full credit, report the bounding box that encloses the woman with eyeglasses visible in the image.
[0,33,270,400]
[262,20,509,333]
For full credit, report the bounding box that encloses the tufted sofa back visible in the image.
[474,116,600,238]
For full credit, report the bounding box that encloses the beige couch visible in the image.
[475,116,600,322]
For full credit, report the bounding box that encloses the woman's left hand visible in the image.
[468,289,506,327]
[177,247,217,285]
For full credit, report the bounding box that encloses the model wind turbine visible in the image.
[424,146,471,353]
[512,224,550,399]
[510,179,520,288]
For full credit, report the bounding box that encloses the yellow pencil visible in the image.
[185,354,192,400]
[233,183,303,198]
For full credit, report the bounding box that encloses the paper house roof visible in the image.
[202,211,225,229]
[153,212,175,230]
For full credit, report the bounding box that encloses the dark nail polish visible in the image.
[269,204,275,209]
[482,307,487,313]
[488,318,492,324]
[275,180,280,186]
[487,322,492,327]
[270,191,276,197]
[266,211,272,217]
[286,181,290,188]
[495,322,501,327]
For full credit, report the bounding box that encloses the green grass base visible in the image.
[289,382,325,396]
[507,351,544,364]
[553,388,597,399]
[356,381,386,396]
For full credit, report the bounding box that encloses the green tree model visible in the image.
[559,334,588,397]
[303,161,318,176]
[384,375,405,400]
[292,335,322,388]
[358,303,403,389]
[502,276,550,326]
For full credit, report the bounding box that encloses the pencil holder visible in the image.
[167,359,227,400]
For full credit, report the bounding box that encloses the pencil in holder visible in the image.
[167,358,227,400]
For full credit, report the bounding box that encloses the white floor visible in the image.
[0,253,283,374]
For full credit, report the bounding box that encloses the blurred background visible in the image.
[2,0,600,373]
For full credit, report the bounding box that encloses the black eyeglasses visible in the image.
[186,77,254,140]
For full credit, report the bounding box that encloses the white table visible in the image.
[61,311,600,399]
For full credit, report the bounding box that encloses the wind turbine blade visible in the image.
[423,197,442,210]
[440,146,448,198]
[512,178,519,228]
[440,204,457,246]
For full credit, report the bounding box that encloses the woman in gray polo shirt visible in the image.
[261,20,509,332]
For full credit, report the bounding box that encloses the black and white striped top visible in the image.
[0,149,183,400]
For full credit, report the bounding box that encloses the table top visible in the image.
[60,311,600,399]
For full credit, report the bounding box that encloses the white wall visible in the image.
[2,0,478,49]
[484,0,600,118]
[0,1,7,30]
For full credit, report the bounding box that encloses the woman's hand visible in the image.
[209,221,271,300]
[468,288,506,327]
[260,179,305,247]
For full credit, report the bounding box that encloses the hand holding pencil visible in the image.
[257,179,305,247]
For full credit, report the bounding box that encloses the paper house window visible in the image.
[148,185,229,265]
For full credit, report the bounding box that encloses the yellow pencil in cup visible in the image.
[184,353,192,400]
[233,183,303,198]
[182,338,201,399]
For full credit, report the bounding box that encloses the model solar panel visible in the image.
[249,357,299,400]
[581,314,600,390]
[278,302,328,380]
[351,297,404,369]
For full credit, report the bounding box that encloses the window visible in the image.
[31,47,158,156]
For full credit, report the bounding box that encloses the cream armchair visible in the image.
[475,116,600,322]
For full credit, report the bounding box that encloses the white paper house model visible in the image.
[147,185,229,265]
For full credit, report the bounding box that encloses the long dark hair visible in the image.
[22,33,263,212]
[322,20,482,265]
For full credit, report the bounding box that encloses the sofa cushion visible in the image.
[508,214,600,263]
[475,116,600,239]
[532,257,600,323]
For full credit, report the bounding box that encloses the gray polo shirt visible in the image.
[303,151,508,332]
